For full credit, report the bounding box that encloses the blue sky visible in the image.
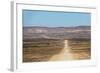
[23,10,91,27]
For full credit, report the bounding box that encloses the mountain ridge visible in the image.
[23,26,91,39]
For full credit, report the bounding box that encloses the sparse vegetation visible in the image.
[23,26,91,62]
[23,38,90,62]
[23,39,65,62]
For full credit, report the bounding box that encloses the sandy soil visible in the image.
[23,39,90,62]
[49,40,90,61]
[49,40,74,61]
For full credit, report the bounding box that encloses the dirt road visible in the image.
[50,40,74,61]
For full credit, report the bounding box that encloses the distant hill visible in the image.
[23,26,91,39]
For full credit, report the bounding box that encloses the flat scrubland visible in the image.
[23,38,90,62]
[68,39,90,60]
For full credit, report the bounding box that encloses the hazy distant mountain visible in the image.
[23,26,90,39]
